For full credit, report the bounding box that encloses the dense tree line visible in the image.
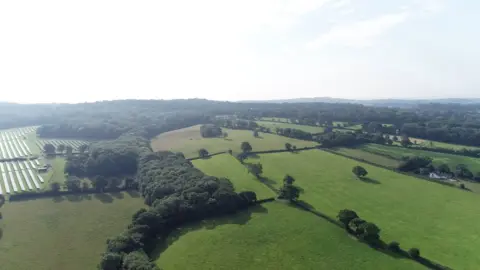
[274,128,313,140]
[100,149,257,269]
[200,124,222,137]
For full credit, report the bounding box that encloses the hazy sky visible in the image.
[1,0,478,103]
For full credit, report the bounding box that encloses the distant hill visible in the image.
[240,97,480,107]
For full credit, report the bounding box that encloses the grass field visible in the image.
[259,117,290,122]
[256,121,325,134]
[151,125,318,158]
[332,147,401,168]
[361,144,480,172]
[245,150,480,269]
[0,192,144,270]
[193,154,275,199]
[155,202,421,270]
[388,135,480,151]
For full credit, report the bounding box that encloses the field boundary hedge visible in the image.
[8,186,136,202]
[187,151,226,161]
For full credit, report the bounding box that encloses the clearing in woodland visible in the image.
[245,150,480,269]
[150,125,318,158]
[155,202,421,270]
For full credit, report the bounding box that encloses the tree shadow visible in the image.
[223,138,233,141]
[247,153,260,159]
[93,193,114,203]
[126,190,141,198]
[295,199,314,210]
[258,176,279,186]
[149,204,268,261]
[255,136,264,139]
[52,195,65,203]
[359,177,381,184]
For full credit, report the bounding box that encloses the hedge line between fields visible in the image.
[8,186,136,202]
[187,151,226,161]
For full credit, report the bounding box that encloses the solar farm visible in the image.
[0,126,90,195]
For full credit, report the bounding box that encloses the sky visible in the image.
[0,0,479,103]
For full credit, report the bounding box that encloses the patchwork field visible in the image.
[0,192,144,270]
[256,120,325,134]
[361,144,480,172]
[151,125,318,158]
[155,202,421,270]
[245,150,480,269]
[192,154,275,199]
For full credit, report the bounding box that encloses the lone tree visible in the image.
[50,182,61,193]
[65,145,73,156]
[352,166,368,178]
[278,183,300,202]
[408,248,420,259]
[248,163,263,178]
[78,144,88,153]
[283,174,295,185]
[43,143,56,154]
[198,148,209,158]
[223,132,228,138]
[253,130,259,137]
[400,135,412,147]
[337,209,359,229]
[57,144,66,153]
[241,141,252,153]
[437,163,451,174]
[285,143,292,151]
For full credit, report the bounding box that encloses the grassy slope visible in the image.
[0,192,144,270]
[332,147,401,168]
[246,150,480,269]
[256,121,325,134]
[362,144,480,172]
[151,125,318,158]
[156,202,421,270]
[192,154,275,199]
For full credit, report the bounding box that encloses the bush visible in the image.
[460,183,466,189]
[387,241,401,252]
[408,248,420,259]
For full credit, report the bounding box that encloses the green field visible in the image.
[0,192,144,270]
[193,154,275,199]
[256,121,325,134]
[259,117,290,122]
[388,135,480,151]
[155,202,421,270]
[244,150,480,269]
[361,144,480,172]
[151,125,318,158]
[332,147,401,168]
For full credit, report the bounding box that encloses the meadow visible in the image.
[155,202,421,270]
[245,150,480,269]
[361,144,480,172]
[256,120,325,134]
[0,192,144,270]
[151,125,318,158]
[331,147,401,168]
[192,154,275,199]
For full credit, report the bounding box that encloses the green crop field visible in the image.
[256,120,325,134]
[0,192,144,270]
[244,150,480,269]
[193,154,275,199]
[332,147,401,168]
[155,202,421,270]
[151,125,318,158]
[361,144,480,172]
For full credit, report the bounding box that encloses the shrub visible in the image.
[460,183,466,189]
[387,241,401,252]
[408,248,420,259]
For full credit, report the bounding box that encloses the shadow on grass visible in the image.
[359,177,381,184]
[110,192,125,199]
[126,190,141,198]
[258,176,278,186]
[94,193,114,203]
[150,204,269,261]
[247,153,260,159]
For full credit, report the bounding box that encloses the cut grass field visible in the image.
[192,154,275,199]
[361,144,480,172]
[245,150,480,269]
[151,125,318,158]
[155,202,421,270]
[0,192,144,270]
[332,147,401,168]
[256,120,325,134]
[389,135,480,151]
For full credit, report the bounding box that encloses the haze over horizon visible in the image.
[1,0,479,104]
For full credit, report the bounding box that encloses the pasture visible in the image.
[256,120,325,134]
[151,125,318,158]
[331,147,401,168]
[0,193,144,270]
[361,144,480,172]
[192,154,275,199]
[245,150,480,269]
[155,202,421,270]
